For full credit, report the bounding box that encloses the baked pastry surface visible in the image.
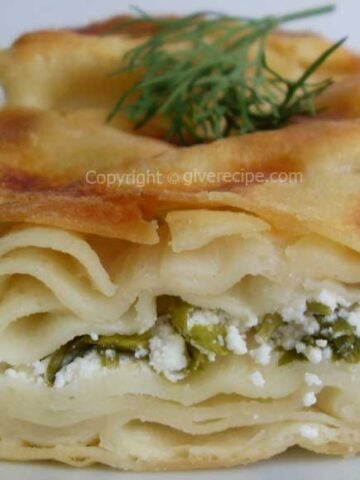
[0,13,359,471]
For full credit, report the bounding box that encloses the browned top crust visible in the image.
[0,15,359,247]
[0,106,358,250]
[0,14,359,116]
[74,15,166,37]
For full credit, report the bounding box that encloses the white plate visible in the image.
[0,0,359,478]
[0,450,359,480]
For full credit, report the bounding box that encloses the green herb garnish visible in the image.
[107,5,344,144]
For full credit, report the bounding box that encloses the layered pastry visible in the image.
[0,6,359,471]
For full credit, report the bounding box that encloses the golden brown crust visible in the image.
[1,13,360,472]
[0,16,360,241]
[315,74,360,118]
[74,14,168,37]
[0,107,359,251]
[0,107,173,242]
[1,17,359,115]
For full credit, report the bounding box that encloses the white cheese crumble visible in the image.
[32,360,46,376]
[299,424,319,439]
[90,333,99,341]
[322,346,332,361]
[5,368,30,381]
[295,342,306,353]
[295,342,306,354]
[149,323,188,382]
[4,361,46,385]
[306,346,323,364]
[304,372,322,387]
[105,349,116,360]
[226,325,247,355]
[315,339,328,348]
[187,309,221,329]
[314,290,338,311]
[276,318,320,351]
[245,312,258,328]
[202,348,216,362]
[54,350,103,389]
[250,343,272,365]
[338,308,348,319]
[314,290,349,311]
[134,346,149,359]
[302,391,317,407]
[280,297,307,323]
[250,371,265,388]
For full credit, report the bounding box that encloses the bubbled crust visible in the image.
[0,14,359,246]
[0,107,359,251]
[0,15,359,112]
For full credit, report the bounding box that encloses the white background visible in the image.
[0,1,360,479]
[0,0,359,50]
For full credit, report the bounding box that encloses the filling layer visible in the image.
[2,223,360,388]
[23,291,360,387]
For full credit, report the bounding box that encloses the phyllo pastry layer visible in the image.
[1,9,360,471]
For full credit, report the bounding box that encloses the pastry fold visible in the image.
[0,17,360,472]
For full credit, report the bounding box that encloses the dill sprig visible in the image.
[107,5,345,144]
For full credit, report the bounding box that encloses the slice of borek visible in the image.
[0,105,360,469]
[2,216,360,388]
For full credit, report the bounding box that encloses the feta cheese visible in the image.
[304,318,320,336]
[280,297,307,323]
[245,312,258,328]
[32,360,46,376]
[282,336,296,351]
[302,391,317,407]
[5,364,45,385]
[149,323,188,382]
[5,368,27,380]
[315,339,328,348]
[299,424,319,439]
[314,289,350,311]
[190,342,216,362]
[314,290,338,311]
[295,342,306,354]
[276,318,320,352]
[187,309,221,329]
[134,346,149,359]
[324,313,337,323]
[304,373,322,387]
[306,346,323,364]
[54,351,103,389]
[250,371,265,388]
[208,352,216,362]
[338,308,348,319]
[105,349,116,360]
[322,346,332,361]
[226,325,247,355]
[90,333,99,341]
[250,343,272,365]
